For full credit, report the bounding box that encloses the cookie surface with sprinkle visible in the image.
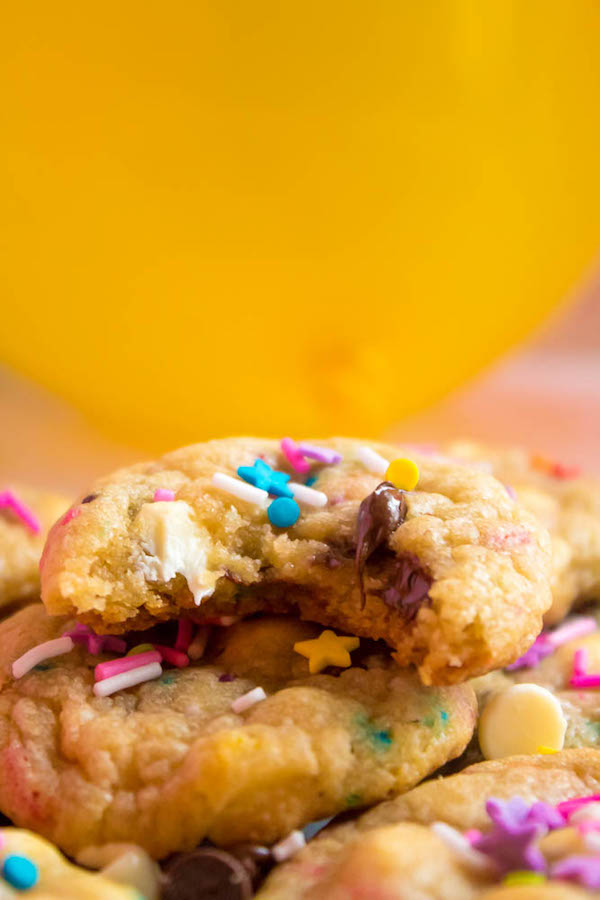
[257,749,600,900]
[0,604,476,858]
[40,437,552,684]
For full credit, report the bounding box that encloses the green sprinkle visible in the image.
[503,871,546,886]
[422,715,435,727]
[159,673,177,685]
[345,793,362,807]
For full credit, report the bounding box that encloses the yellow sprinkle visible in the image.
[294,630,360,674]
[385,458,419,491]
[537,745,558,754]
[503,871,546,886]
[127,643,155,656]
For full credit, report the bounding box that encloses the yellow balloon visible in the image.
[1,1,599,453]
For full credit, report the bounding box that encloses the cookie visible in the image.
[0,604,476,858]
[257,749,600,899]
[475,615,600,756]
[0,828,140,899]
[0,485,68,613]
[444,440,600,624]
[39,437,552,683]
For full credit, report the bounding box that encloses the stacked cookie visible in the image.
[0,437,598,898]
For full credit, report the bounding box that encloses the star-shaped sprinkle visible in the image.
[294,630,360,674]
[552,855,600,888]
[473,798,552,874]
[238,459,293,498]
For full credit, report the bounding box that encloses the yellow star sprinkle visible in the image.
[294,630,360,674]
[385,457,419,491]
[537,745,558,754]
[503,871,546,887]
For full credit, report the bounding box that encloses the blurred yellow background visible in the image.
[1,1,600,454]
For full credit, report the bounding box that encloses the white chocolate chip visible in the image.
[135,500,217,605]
[478,683,566,760]
[77,844,161,900]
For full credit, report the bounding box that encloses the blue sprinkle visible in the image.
[238,459,293,498]
[305,476,318,487]
[268,497,300,528]
[2,855,39,890]
[303,817,334,840]
[440,710,448,723]
[373,729,393,747]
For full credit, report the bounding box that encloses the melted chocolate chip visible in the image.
[81,494,97,504]
[355,482,407,603]
[162,848,253,900]
[381,554,432,621]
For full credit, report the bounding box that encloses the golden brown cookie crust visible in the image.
[40,438,552,684]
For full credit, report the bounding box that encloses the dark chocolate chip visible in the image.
[227,844,272,885]
[162,848,253,900]
[381,554,432,621]
[218,673,236,682]
[354,482,408,603]
[81,494,97,504]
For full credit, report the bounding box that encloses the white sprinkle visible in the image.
[355,446,388,476]
[431,822,493,873]
[93,662,163,697]
[571,802,600,824]
[584,831,600,852]
[212,473,269,509]
[231,686,267,714]
[288,482,328,507]
[272,830,306,862]
[12,636,74,679]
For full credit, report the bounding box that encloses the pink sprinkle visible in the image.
[0,490,41,534]
[87,635,104,655]
[64,624,127,656]
[281,438,310,474]
[569,675,600,689]
[154,645,190,668]
[95,650,161,681]
[296,443,342,465]
[548,617,597,649]
[175,619,194,652]
[465,829,482,844]
[59,507,81,527]
[552,462,581,480]
[153,489,175,502]
[557,796,600,818]
[578,821,600,835]
[572,649,589,680]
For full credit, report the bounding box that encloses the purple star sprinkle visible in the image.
[473,798,554,874]
[506,635,554,670]
[552,855,600,888]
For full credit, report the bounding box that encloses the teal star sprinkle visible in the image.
[238,459,293,497]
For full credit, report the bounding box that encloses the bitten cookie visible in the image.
[0,485,68,613]
[39,437,552,683]
[258,749,600,899]
[0,604,476,858]
[444,440,600,625]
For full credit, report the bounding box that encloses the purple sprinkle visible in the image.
[219,673,236,682]
[552,856,600,888]
[81,494,97,504]
[504,484,517,500]
[473,797,557,875]
[297,443,342,465]
[506,635,554,670]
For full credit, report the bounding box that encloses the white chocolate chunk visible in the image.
[77,844,161,900]
[478,683,566,760]
[135,500,217,605]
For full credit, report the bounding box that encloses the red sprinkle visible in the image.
[154,645,190,668]
[175,619,194,653]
